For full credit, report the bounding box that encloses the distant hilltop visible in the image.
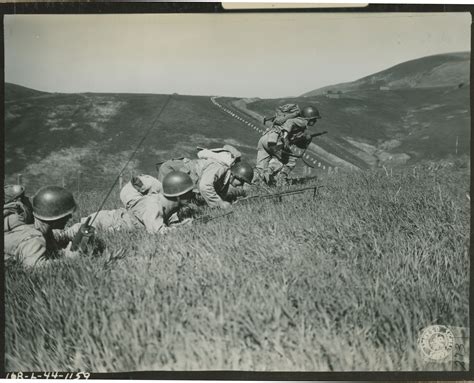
[5,83,49,101]
[302,52,470,97]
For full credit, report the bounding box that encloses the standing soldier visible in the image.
[4,186,80,267]
[157,157,254,210]
[256,105,321,185]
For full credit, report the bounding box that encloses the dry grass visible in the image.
[4,166,469,372]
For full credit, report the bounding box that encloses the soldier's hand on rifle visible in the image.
[70,218,96,253]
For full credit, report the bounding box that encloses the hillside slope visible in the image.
[4,87,260,190]
[5,51,470,189]
[245,52,470,168]
[303,52,470,96]
[5,83,48,102]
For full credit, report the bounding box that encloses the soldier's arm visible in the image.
[52,222,83,248]
[198,164,228,208]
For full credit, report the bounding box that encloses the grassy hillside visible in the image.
[245,53,470,168]
[302,52,470,96]
[247,87,469,161]
[4,83,47,102]
[4,51,470,187]
[5,165,470,371]
[4,88,260,191]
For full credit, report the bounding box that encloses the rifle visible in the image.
[194,211,234,224]
[288,130,328,147]
[70,217,96,252]
[308,130,328,140]
[283,130,328,168]
[235,185,322,204]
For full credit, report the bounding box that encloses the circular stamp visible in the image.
[418,325,455,361]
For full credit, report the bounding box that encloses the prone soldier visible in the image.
[63,172,198,238]
[157,149,254,210]
[71,171,195,235]
[4,186,80,267]
[119,171,195,233]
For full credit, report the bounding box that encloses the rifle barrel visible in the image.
[310,131,328,138]
[238,186,320,202]
[195,211,234,223]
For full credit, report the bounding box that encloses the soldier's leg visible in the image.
[275,149,296,185]
[268,158,283,183]
[81,210,131,231]
[256,133,282,185]
[282,150,297,176]
[255,136,272,184]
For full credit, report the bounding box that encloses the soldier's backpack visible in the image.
[196,144,242,167]
[4,185,34,232]
[274,104,301,125]
[263,103,301,135]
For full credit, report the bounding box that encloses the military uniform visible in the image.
[60,208,140,238]
[120,174,162,210]
[4,204,31,232]
[4,185,34,232]
[158,158,232,208]
[4,223,64,267]
[119,175,180,233]
[256,117,308,183]
[125,194,177,234]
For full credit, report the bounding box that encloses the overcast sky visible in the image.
[4,13,471,98]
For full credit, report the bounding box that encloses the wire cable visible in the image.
[90,95,172,225]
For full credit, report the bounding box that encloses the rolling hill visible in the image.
[242,52,470,169]
[4,90,261,191]
[4,51,470,191]
[302,52,470,96]
[5,83,48,102]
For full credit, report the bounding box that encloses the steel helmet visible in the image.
[162,171,194,197]
[5,184,25,204]
[32,186,77,221]
[231,162,254,184]
[301,106,321,120]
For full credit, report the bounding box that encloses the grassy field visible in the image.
[4,164,470,372]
